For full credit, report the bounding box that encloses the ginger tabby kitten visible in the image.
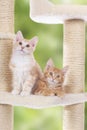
[32,59,68,97]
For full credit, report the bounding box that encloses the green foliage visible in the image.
[14,107,63,130]
[50,0,87,4]
[15,0,87,130]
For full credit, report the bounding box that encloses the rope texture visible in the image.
[0,39,12,91]
[0,0,14,32]
[0,0,14,130]
[63,19,85,130]
[0,32,15,39]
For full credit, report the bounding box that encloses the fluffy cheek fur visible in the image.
[53,75,64,85]
[23,47,33,54]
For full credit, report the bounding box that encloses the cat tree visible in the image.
[0,0,87,130]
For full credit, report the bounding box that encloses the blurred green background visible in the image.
[14,0,87,130]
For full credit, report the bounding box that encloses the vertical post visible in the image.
[0,0,14,130]
[63,20,85,130]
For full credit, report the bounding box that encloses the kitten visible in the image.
[32,59,68,97]
[9,31,42,96]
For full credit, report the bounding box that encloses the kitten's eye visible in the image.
[49,72,53,76]
[26,44,30,47]
[57,75,60,78]
[19,42,22,45]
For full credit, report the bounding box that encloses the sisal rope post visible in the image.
[0,0,14,130]
[63,20,85,130]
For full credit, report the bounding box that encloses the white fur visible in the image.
[11,51,35,70]
[10,51,37,95]
[10,32,41,96]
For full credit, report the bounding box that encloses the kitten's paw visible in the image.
[57,92,65,98]
[20,91,30,96]
[50,93,55,96]
[12,89,20,95]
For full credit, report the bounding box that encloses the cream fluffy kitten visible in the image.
[10,31,42,96]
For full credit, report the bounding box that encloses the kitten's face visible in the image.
[14,39,34,55]
[44,67,64,87]
[13,31,38,55]
[44,59,68,88]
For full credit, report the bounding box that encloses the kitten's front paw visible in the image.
[12,89,20,95]
[20,91,30,96]
[57,92,65,98]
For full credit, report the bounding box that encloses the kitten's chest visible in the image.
[11,53,35,70]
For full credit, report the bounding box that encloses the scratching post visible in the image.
[30,0,86,130]
[0,0,87,130]
[63,20,85,130]
[0,0,14,130]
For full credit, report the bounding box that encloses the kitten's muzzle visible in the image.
[21,46,24,50]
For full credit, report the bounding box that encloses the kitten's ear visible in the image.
[29,36,38,51]
[62,66,69,76]
[15,31,24,42]
[45,58,54,71]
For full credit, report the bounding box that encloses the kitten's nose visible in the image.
[21,46,24,50]
[52,79,54,82]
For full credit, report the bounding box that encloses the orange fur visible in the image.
[32,59,68,97]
